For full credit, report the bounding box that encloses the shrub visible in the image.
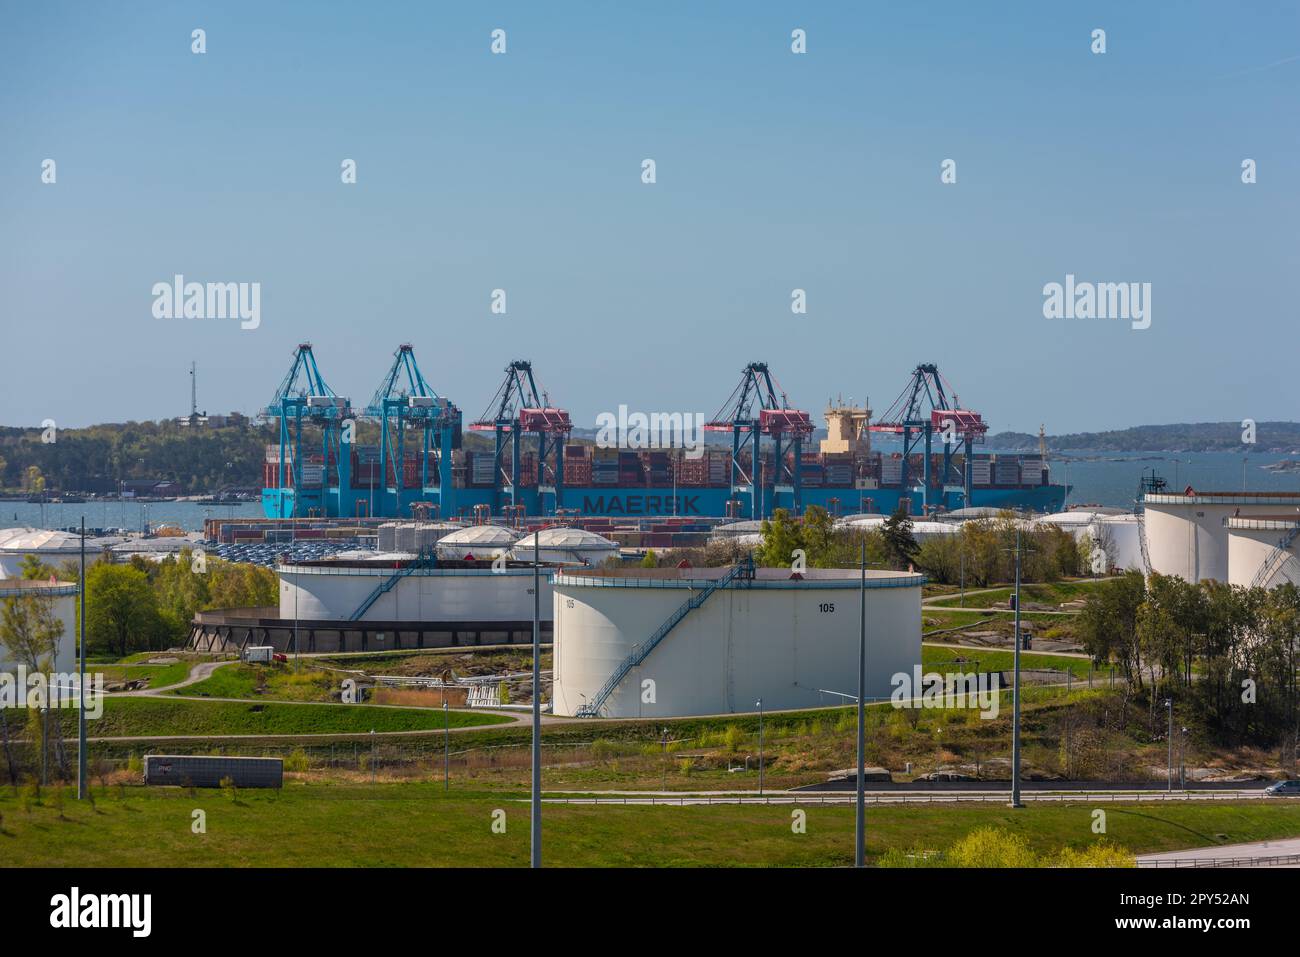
[946,827,1041,868]
[1055,842,1135,868]
[283,748,310,773]
[722,724,746,752]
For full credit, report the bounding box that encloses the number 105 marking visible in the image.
[818,602,835,613]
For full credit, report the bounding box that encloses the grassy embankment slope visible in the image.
[4,784,1298,867]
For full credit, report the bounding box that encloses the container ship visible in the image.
[260,349,1068,521]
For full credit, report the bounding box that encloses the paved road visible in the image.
[1138,836,1300,868]
[922,640,1094,660]
[117,659,228,696]
[539,788,1291,807]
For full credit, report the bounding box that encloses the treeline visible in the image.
[989,420,1300,453]
[0,421,272,493]
[740,506,1087,584]
[1077,573,1300,749]
[7,551,276,657]
[0,418,499,494]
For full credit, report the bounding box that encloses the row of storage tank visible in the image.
[274,556,923,719]
[375,521,621,566]
[364,493,1300,586]
[707,509,1146,574]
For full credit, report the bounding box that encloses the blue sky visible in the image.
[2,1,1297,433]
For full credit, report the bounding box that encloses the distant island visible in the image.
[989,421,1300,454]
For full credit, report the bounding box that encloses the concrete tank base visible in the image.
[189,607,551,654]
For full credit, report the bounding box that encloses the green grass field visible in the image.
[922,645,1093,680]
[95,661,193,689]
[175,662,339,702]
[926,580,1108,609]
[4,783,1297,867]
[58,697,513,738]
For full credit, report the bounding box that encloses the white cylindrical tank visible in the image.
[1086,514,1144,572]
[907,521,962,541]
[1144,493,1300,583]
[512,527,618,566]
[709,520,766,544]
[835,514,887,530]
[435,524,517,561]
[836,515,957,542]
[1035,511,1144,573]
[0,579,79,672]
[1226,517,1300,589]
[278,561,553,622]
[551,566,923,718]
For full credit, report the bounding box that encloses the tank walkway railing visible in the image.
[348,551,433,621]
[574,555,755,717]
[1250,523,1300,589]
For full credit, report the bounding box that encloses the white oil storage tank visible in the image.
[1143,492,1300,583]
[551,564,923,718]
[1226,515,1300,589]
[436,524,518,561]
[708,520,765,547]
[512,527,617,566]
[278,557,553,623]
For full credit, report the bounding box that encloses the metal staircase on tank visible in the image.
[349,551,432,622]
[1250,524,1300,589]
[574,555,756,718]
[1134,469,1165,577]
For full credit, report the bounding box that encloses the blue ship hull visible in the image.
[263,482,1067,520]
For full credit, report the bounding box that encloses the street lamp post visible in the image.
[661,727,668,792]
[78,517,87,800]
[1165,699,1174,792]
[756,699,764,797]
[1179,726,1187,791]
[531,533,541,868]
[443,696,450,790]
[856,540,867,868]
[1010,526,1024,808]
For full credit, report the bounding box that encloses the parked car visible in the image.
[1264,780,1300,796]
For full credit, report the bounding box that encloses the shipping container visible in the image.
[144,755,283,789]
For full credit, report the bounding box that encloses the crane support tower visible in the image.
[262,343,352,519]
[363,344,462,520]
[870,363,988,513]
[470,360,572,516]
[705,362,814,518]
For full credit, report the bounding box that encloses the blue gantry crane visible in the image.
[363,344,461,519]
[870,363,987,513]
[262,343,351,519]
[469,360,572,515]
[705,362,813,518]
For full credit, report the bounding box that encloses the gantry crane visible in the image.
[363,344,461,519]
[870,363,987,512]
[705,362,813,518]
[469,360,572,515]
[263,343,351,519]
